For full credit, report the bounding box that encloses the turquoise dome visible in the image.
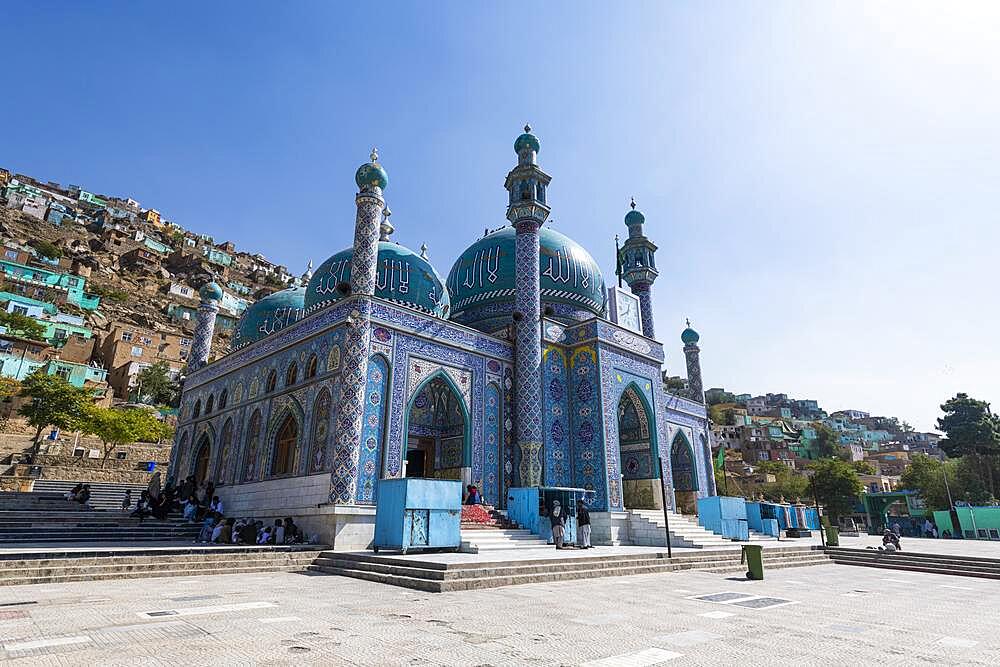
[624,209,645,226]
[355,162,388,190]
[447,226,607,332]
[681,326,700,345]
[199,281,223,302]
[305,242,450,317]
[230,287,306,352]
[514,126,540,154]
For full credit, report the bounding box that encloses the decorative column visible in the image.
[505,125,550,487]
[620,199,659,339]
[682,320,704,404]
[329,149,387,504]
[188,281,222,370]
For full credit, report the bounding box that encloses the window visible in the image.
[265,370,277,393]
[193,399,202,419]
[205,394,214,414]
[11,305,28,315]
[121,331,133,342]
[180,338,191,347]
[56,368,70,381]
[285,363,298,387]
[218,388,228,410]
[131,346,143,357]
[115,451,127,460]
[4,250,16,260]
[54,329,67,340]
[272,415,298,476]
[306,354,318,379]
[140,336,152,346]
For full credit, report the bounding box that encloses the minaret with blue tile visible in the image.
[620,199,659,339]
[329,149,387,504]
[189,281,223,370]
[682,320,704,403]
[505,125,550,487]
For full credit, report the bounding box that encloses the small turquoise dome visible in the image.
[681,325,700,345]
[355,159,388,191]
[306,242,450,317]
[199,281,223,302]
[625,209,645,226]
[230,287,306,352]
[514,125,540,154]
[448,226,606,333]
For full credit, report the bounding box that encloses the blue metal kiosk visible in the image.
[507,486,587,544]
[373,478,462,554]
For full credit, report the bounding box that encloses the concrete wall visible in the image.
[216,473,376,550]
[589,511,631,546]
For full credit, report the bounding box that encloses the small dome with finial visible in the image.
[355,147,389,190]
[625,197,645,227]
[514,124,540,155]
[681,318,700,345]
[199,281,223,302]
[379,207,394,241]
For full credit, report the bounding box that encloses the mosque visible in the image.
[169,127,716,548]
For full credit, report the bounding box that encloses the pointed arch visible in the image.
[264,396,304,478]
[192,431,212,484]
[205,394,214,414]
[214,416,235,484]
[327,345,341,372]
[265,369,277,393]
[306,353,319,379]
[285,362,298,387]
[404,368,471,467]
[242,408,263,482]
[670,430,698,492]
[307,386,333,473]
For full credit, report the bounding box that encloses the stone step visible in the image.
[312,550,831,592]
[0,564,312,587]
[826,549,1000,579]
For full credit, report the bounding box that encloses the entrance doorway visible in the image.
[405,375,468,482]
[272,415,298,476]
[670,432,698,513]
[617,385,658,509]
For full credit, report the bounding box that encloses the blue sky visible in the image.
[3,2,998,430]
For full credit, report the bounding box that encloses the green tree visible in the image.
[813,422,842,459]
[17,373,90,459]
[0,311,46,340]
[30,239,63,259]
[808,458,864,523]
[80,405,173,468]
[899,454,952,510]
[852,460,875,475]
[937,393,1000,496]
[755,461,810,502]
[136,361,180,406]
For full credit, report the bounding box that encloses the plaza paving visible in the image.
[1,551,999,666]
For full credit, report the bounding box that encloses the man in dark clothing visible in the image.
[549,500,566,549]
[576,500,592,549]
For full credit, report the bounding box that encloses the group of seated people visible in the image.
[119,474,306,545]
[63,483,92,506]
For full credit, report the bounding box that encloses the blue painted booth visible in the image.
[746,501,821,536]
[507,487,586,544]
[373,478,462,553]
[697,495,749,541]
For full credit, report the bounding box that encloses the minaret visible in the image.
[620,199,659,339]
[681,320,704,403]
[188,281,222,370]
[299,260,314,287]
[329,148,387,504]
[505,125,550,487]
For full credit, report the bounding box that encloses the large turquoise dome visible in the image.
[305,242,450,317]
[447,227,607,333]
[230,287,306,352]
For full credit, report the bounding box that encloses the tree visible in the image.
[30,239,63,260]
[80,405,173,468]
[899,454,952,510]
[755,461,809,502]
[17,373,90,459]
[813,422,843,459]
[808,458,864,523]
[852,461,875,475]
[937,393,1000,496]
[0,311,46,340]
[136,361,180,406]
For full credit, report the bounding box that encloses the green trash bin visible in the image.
[825,525,839,547]
[741,544,764,580]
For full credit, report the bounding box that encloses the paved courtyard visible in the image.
[1,557,998,666]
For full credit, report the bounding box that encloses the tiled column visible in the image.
[189,301,219,370]
[514,221,543,486]
[631,282,655,339]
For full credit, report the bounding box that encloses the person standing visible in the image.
[576,500,592,549]
[549,500,565,549]
[120,489,132,512]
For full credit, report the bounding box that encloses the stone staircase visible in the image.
[460,528,551,553]
[627,509,732,548]
[308,545,832,592]
[31,480,148,511]
[826,547,1000,580]
[0,546,324,586]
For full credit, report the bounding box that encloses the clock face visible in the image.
[612,289,642,333]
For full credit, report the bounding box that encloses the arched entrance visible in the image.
[616,384,659,509]
[404,374,468,482]
[272,415,298,476]
[670,432,699,514]
[193,435,211,485]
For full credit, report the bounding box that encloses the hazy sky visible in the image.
[3,2,997,430]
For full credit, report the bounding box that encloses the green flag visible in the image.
[715,447,726,471]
